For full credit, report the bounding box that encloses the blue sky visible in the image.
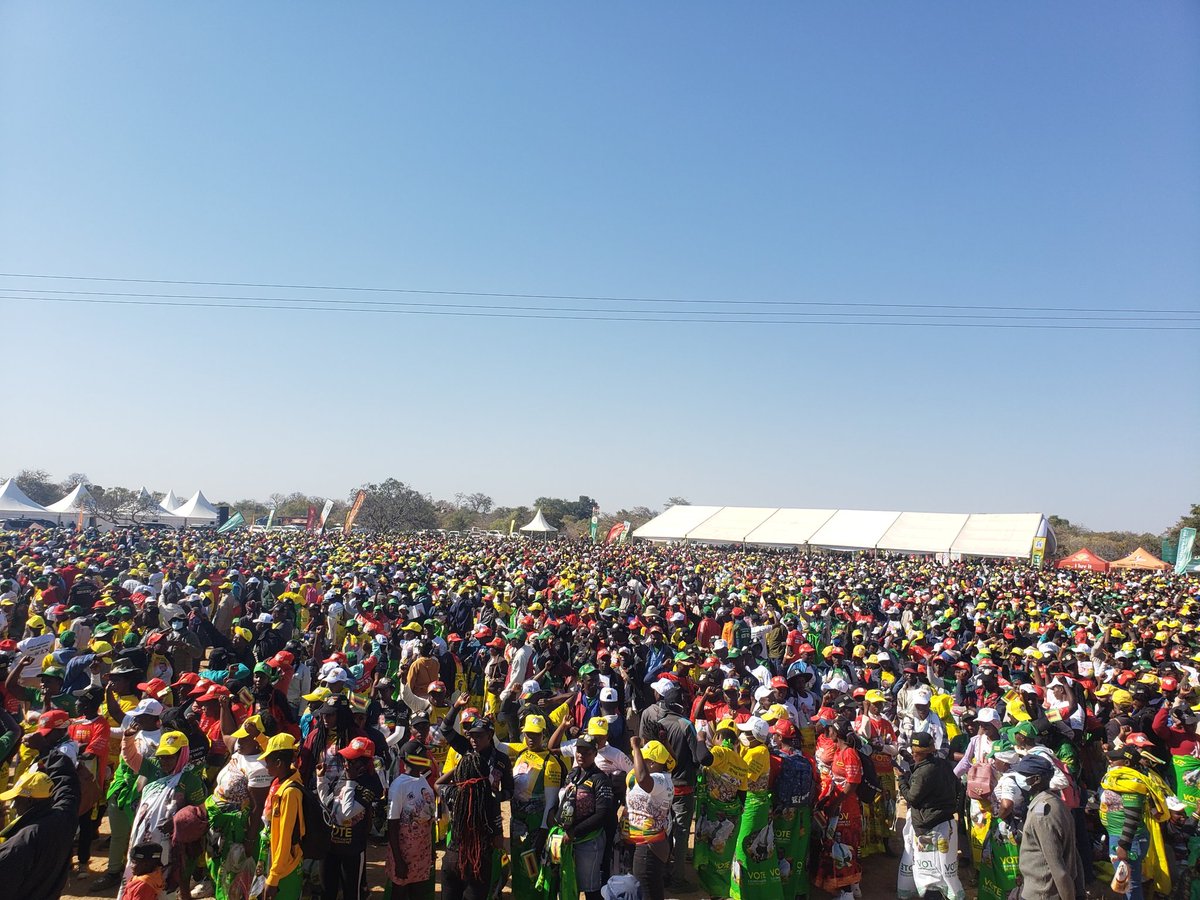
[1,2,1197,533]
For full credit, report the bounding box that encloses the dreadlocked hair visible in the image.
[446,751,491,880]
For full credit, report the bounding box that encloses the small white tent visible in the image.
[160,490,183,513]
[45,483,98,525]
[121,488,183,525]
[172,490,220,525]
[519,508,558,539]
[0,479,50,519]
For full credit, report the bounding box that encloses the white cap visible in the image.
[131,698,164,717]
[754,685,772,702]
[722,677,741,691]
[975,707,997,724]
[599,687,618,703]
[912,687,932,705]
[737,716,771,741]
[712,639,728,651]
[255,613,274,624]
[826,677,851,694]
[521,679,542,695]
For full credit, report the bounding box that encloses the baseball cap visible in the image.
[156,730,188,756]
[337,736,375,760]
[230,714,265,740]
[587,717,610,736]
[35,709,71,735]
[770,676,788,689]
[131,698,165,718]
[522,715,547,734]
[737,716,771,742]
[0,770,52,802]
[263,733,300,757]
[911,732,935,749]
[599,687,618,703]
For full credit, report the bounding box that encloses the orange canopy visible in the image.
[1109,547,1170,571]
[1056,548,1109,572]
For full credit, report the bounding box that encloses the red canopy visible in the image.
[1056,548,1110,572]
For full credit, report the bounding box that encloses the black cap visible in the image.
[131,842,162,864]
[910,732,935,750]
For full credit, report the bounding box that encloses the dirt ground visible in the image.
[59,814,907,900]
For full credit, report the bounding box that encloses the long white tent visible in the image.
[45,483,98,524]
[633,505,1054,559]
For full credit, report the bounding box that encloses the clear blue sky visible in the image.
[2,2,1197,533]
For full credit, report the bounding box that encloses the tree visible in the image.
[12,469,59,506]
[665,497,691,508]
[1167,503,1200,544]
[462,492,494,515]
[91,486,153,525]
[353,479,438,531]
[533,495,598,528]
[60,472,91,493]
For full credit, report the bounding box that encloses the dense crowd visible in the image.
[0,525,1197,900]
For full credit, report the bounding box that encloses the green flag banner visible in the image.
[1177,528,1197,575]
[216,511,245,533]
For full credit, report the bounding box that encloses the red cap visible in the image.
[137,678,169,698]
[198,685,231,703]
[337,736,375,760]
[798,643,815,654]
[771,718,798,739]
[770,676,788,689]
[428,681,447,694]
[701,656,721,669]
[1126,732,1155,749]
[36,709,71,735]
[188,679,214,697]
[1161,677,1179,692]
[172,672,201,688]
[486,637,505,648]
[811,706,837,722]
[270,651,295,667]
[731,607,745,617]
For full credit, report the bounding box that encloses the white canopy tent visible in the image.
[519,508,558,539]
[120,488,185,525]
[876,512,970,554]
[45,483,98,524]
[160,490,183,513]
[744,508,837,546]
[0,479,50,519]
[686,507,779,544]
[633,504,1053,560]
[631,505,722,541]
[171,490,220,525]
[949,513,1050,559]
[809,509,902,551]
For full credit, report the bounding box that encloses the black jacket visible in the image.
[900,755,958,831]
[0,746,81,900]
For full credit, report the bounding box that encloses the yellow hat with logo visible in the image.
[155,730,188,756]
[0,770,52,801]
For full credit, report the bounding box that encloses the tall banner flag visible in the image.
[318,499,335,532]
[76,507,86,529]
[1177,527,1197,575]
[265,507,276,529]
[344,490,367,535]
[605,522,625,544]
[305,505,318,531]
[216,511,245,534]
[1031,536,1047,568]
[618,520,632,543]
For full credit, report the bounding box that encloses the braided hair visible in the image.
[445,750,493,880]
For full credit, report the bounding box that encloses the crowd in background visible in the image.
[0,525,1197,900]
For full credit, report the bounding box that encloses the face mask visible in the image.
[172,621,185,631]
[1012,773,1032,792]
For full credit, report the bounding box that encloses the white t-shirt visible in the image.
[625,771,673,841]
[388,773,436,822]
[17,633,56,680]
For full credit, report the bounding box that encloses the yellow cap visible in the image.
[302,686,331,703]
[155,730,188,757]
[641,740,676,771]
[263,733,300,756]
[522,714,547,734]
[231,714,264,740]
[762,703,790,723]
[587,717,609,736]
[90,640,114,657]
[1112,689,1134,707]
[0,770,52,801]
[865,689,887,704]
[1095,684,1116,698]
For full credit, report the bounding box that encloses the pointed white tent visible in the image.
[160,490,183,513]
[123,488,183,524]
[45,483,98,524]
[172,490,220,524]
[519,508,558,538]
[0,479,50,518]
[46,483,97,513]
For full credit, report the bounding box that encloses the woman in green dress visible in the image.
[695,719,750,898]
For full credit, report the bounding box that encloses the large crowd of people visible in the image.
[0,524,1196,900]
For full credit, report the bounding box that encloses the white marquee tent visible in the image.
[519,508,558,538]
[160,490,183,513]
[45,483,98,524]
[0,479,50,519]
[171,490,220,524]
[633,505,1055,559]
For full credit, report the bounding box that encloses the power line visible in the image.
[1,287,1195,322]
[0,271,1193,316]
[3,293,1197,330]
